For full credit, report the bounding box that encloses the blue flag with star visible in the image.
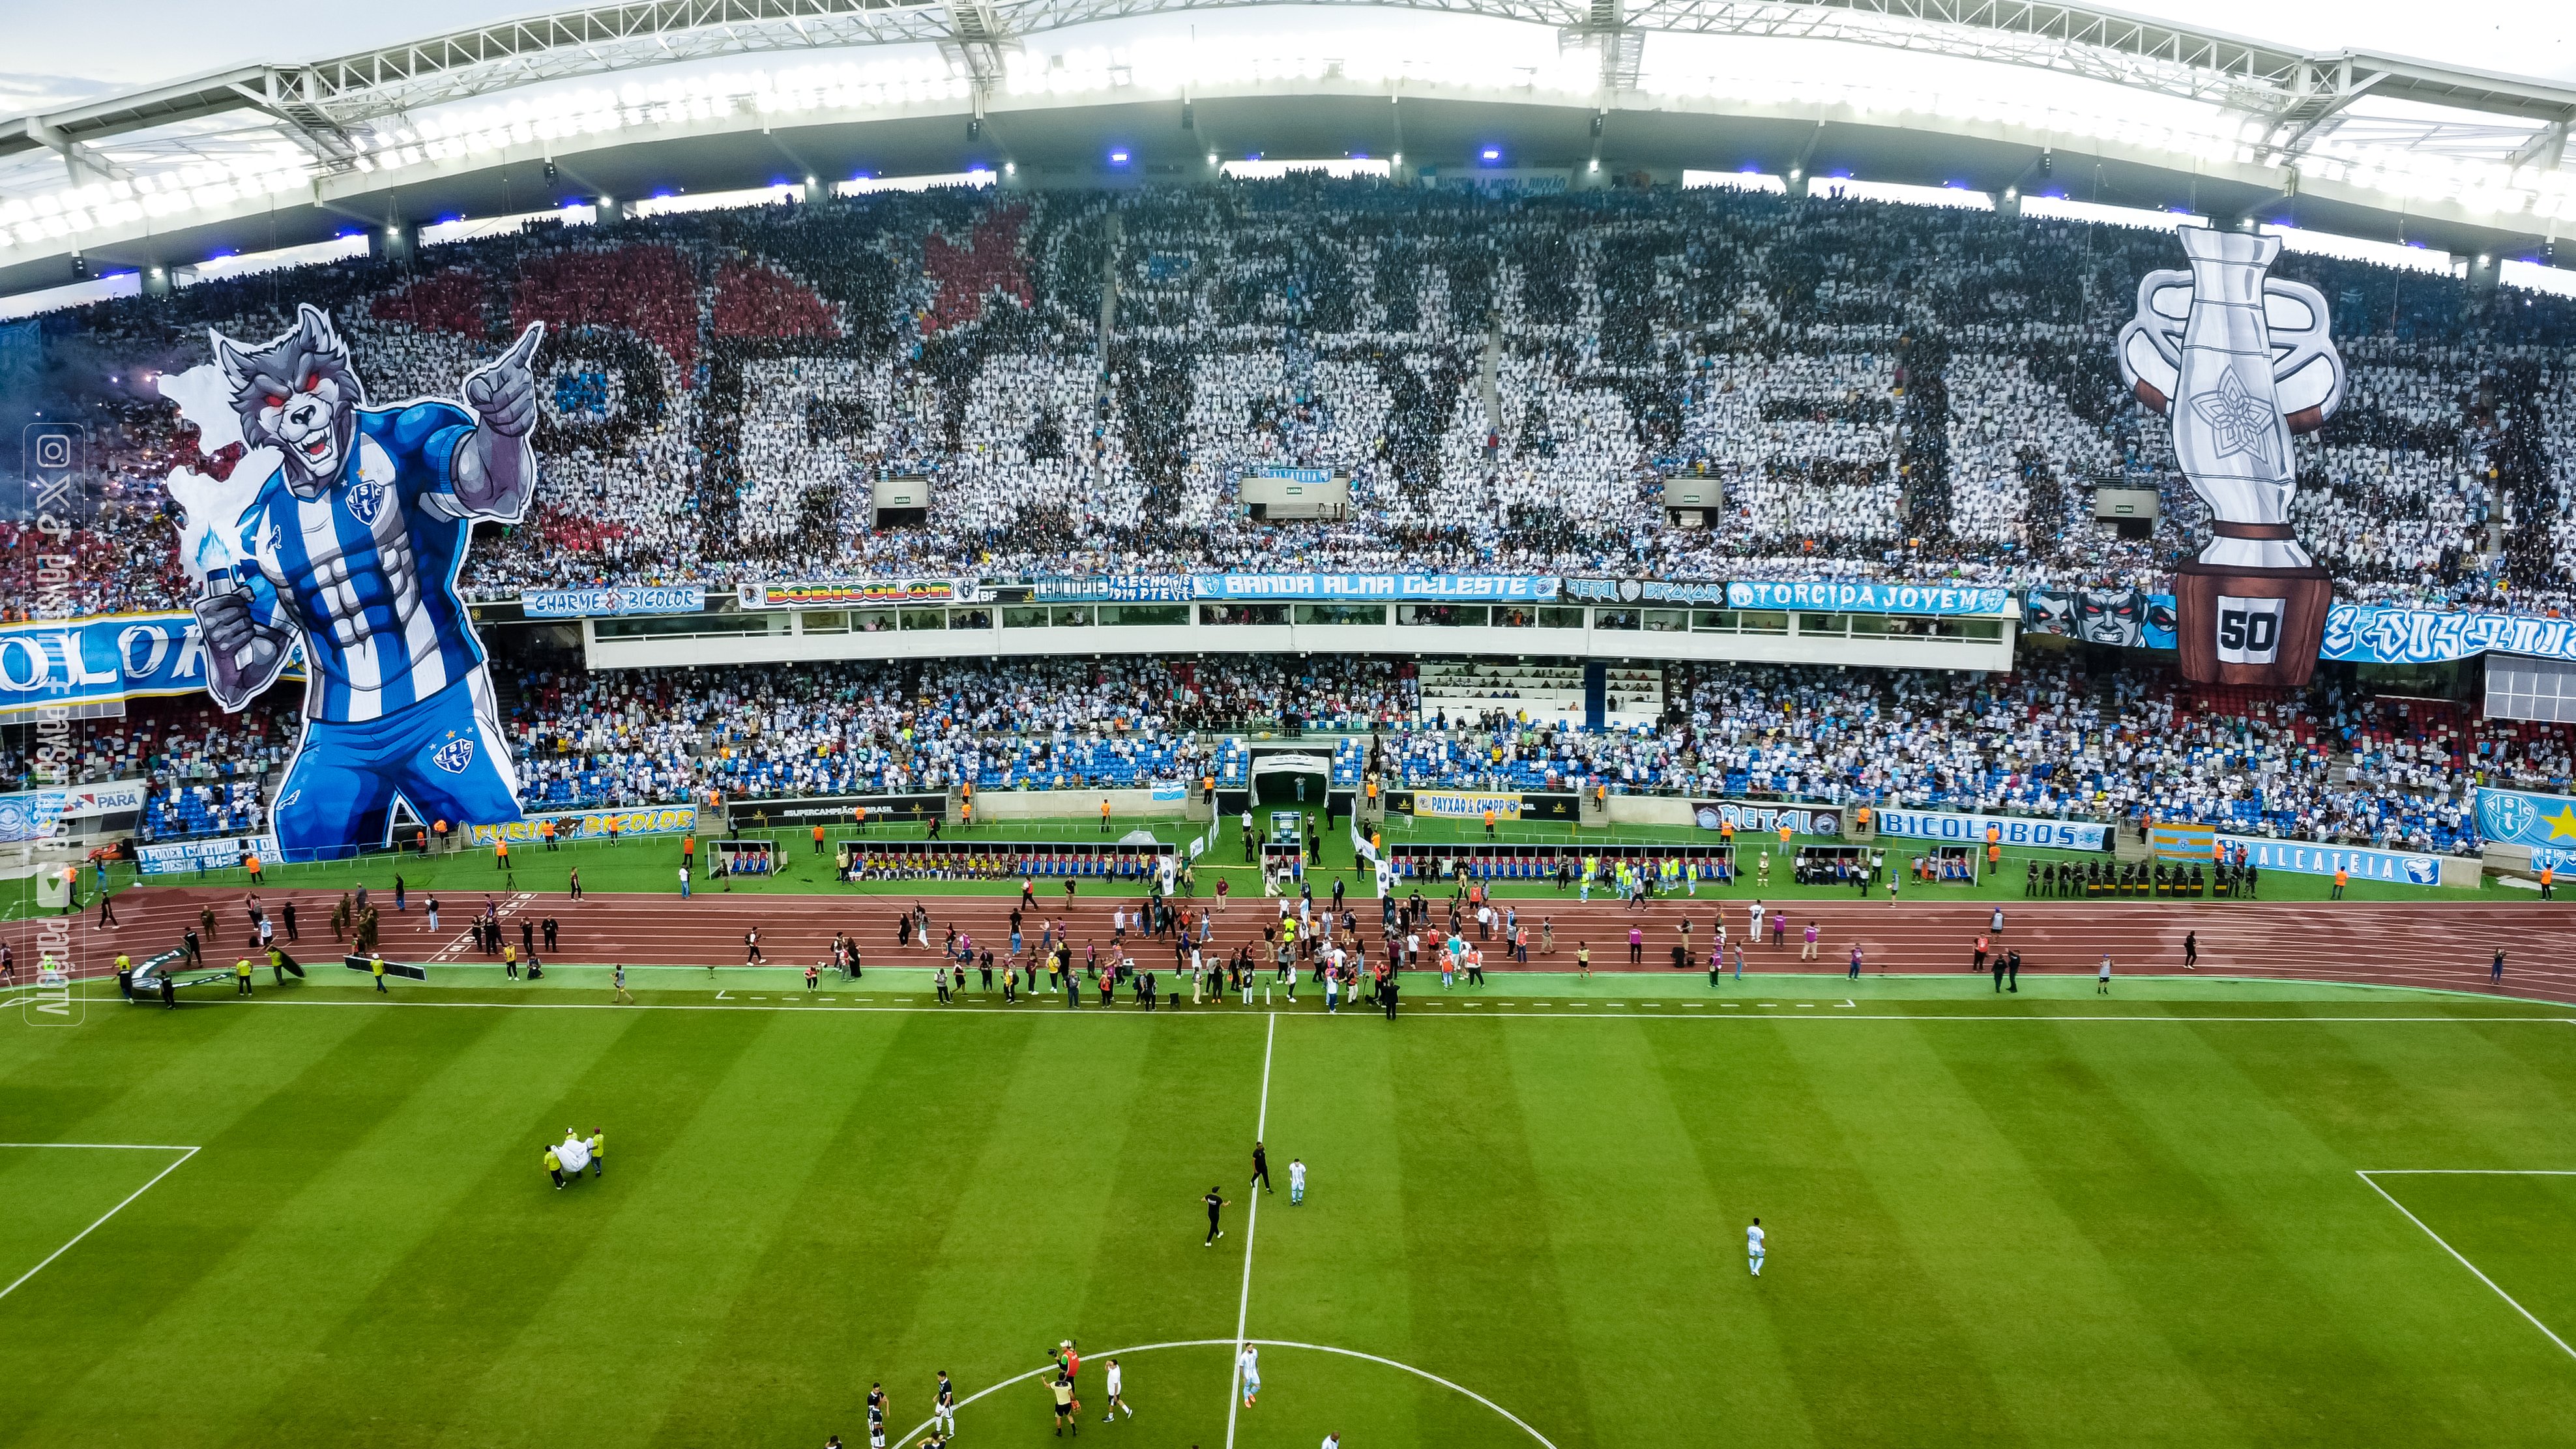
[2474,785,2576,853]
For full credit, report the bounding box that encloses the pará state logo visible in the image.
[430,733,475,774]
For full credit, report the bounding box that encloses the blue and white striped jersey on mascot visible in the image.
[232,402,523,856]
[241,403,487,720]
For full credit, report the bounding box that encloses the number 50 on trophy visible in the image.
[2117,229,2346,686]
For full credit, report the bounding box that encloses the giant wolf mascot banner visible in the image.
[163,305,543,859]
[2117,229,2347,686]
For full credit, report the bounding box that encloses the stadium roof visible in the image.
[3,0,2573,301]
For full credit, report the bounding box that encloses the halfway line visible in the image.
[1225,1013,1278,1449]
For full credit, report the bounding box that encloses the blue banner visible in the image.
[0,613,220,718]
[2025,588,2178,650]
[0,780,149,843]
[2216,834,2446,886]
[2473,786,2576,852]
[2322,605,2576,665]
[1193,574,1558,602]
[1563,579,1731,605]
[1690,800,1842,836]
[1873,808,2112,851]
[1727,581,2013,615]
[522,585,706,619]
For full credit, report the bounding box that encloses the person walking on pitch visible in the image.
[1205,1187,1229,1245]
[1747,1218,1766,1276]
[1100,1358,1132,1423]
[1237,1345,1261,1408]
[1289,1157,1307,1204]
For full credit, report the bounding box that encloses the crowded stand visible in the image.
[20,651,2545,858]
[9,178,2573,615]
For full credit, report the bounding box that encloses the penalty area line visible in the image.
[0,1144,199,1304]
[2356,1169,2576,1362]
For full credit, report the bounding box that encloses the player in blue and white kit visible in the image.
[1747,1217,1766,1277]
[1289,1158,1306,1205]
[1236,1344,1260,1408]
[193,306,544,858]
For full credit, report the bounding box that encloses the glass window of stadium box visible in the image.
[1398,604,1487,627]
[948,607,994,630]
[799,611,849,635]
[853,608,898,633]
[1001,606,1051,629]
[1099,603,1190,626]
[1295,603,1387,625]
[1534,606,1584,628]
[1643,609,1689,634]
[1593,608,1640,630]
[1799,612,1843,636]
[1052,606,1094,627]
[1201,603,1289,625]
[594,613,774,639]
[900,607,947,631]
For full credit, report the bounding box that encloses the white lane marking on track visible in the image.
[166,999,2576,1025]
[890,1338,1559,1449]
[0,1144,199,1302]
[2356,1169,2576,1361]
[1224,1012,1279,1446]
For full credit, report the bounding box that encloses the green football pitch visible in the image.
[5,973,2573,1448]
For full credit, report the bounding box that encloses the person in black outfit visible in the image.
[521,920,536,960]
[2183,931,2198,969]
[182,928,203,965]
[1251,1142,1272,1194]
[1205,1187,1229,1244]
[1991,952,2006,992]
[2005,949,2022,993]
[1383,970,1399,1019]
[158,971,177,1008]
[542,916,559,952]
[281,901,299,941]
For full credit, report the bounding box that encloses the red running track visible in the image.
[33,887,2576,1004]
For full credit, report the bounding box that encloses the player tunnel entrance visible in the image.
[1248,748,1330,808]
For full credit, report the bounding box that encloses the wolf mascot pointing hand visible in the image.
[188,304,543,858]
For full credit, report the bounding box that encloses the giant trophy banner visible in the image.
[2118,230,2347,685]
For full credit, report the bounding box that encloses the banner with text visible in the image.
[136,834,279,876]
[1193,574,1558,602]
[737,792,949,827]
[2322,606,2576,666]
[1725,581,2014,615]
[1690,800,1843,837]
[1032,576,1195,602]
[0,779,149,844]
[521,585,706,619]
[739,579,976,609]
[1872,808,2112,851]
[2215,834,2446,886]
[1407,791,1524,821]
[468,804,698,847]
[0,613,213,717]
